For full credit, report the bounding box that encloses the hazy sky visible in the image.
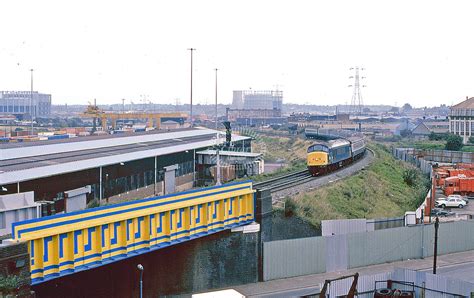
[1,0,473,107]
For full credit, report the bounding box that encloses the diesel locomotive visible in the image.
[307,137,366,176]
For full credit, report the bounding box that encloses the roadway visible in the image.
[205,249,474,297]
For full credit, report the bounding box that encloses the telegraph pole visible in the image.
[188,48,196,126]
[433,217,439,274]
[30,69,34,136]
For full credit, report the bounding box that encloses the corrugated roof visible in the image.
[196,150,262,158]
[452,97,474,109]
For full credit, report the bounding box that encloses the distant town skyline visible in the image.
[1,0,473,108]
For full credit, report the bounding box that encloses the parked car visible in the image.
[430,208,455,217]
[435,197,467,208]
[447,194,469,205]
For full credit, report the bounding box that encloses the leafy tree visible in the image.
[469,136,474,144]
[402,103,413,112]
[445,134,463,151]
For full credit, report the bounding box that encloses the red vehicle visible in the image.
[443,176,474,196]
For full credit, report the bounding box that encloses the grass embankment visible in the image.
[287,143,429,229]
[239,133,313,182]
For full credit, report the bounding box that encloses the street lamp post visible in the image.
[188,48,196,126]
[30,69,34,136]
[137,264,144,298]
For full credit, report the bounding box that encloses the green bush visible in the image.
[445,134,463,151]
[0,275,21,294]
[403,169,418,186]
[284,197,297,217]
[87,199,100,209]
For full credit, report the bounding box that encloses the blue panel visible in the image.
[135,217,144,238]
[196,205,202,224]
[59,233,68,258]
[127,219,132,241]
[73,231,82,254]
[149,214,155,235]
[30,241,35,265]
[111,222,120,245]
[213,201,219,219]
[84,227,95,252]
[43,236,53,262]
[157,213,164,233]
[101,225,109,247]
[229,198,235,215]
[178,209,184,228]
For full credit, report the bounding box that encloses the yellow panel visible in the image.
[307,152,329,166]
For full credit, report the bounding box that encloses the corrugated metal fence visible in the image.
[320,268,474,298]
[322,218,405,236]
[263,220,474,281]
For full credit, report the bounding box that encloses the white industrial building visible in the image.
[449,97,474,143]
[0,91,52,117]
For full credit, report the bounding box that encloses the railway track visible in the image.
[253,169,314,192]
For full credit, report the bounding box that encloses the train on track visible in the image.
[307,136,366,176]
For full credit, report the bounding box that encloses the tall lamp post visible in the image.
[215,68,221,186]
[137,264,144,298]
[188,48,196,126]
[30,69,34,136]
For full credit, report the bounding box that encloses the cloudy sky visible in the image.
[1,0,473,107]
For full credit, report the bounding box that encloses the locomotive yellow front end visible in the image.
[307,144,329,176]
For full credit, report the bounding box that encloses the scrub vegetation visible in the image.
[238,131,312,182]
[286,143,429,229]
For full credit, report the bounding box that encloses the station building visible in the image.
[449,96,474,143]
[0,128,257,214]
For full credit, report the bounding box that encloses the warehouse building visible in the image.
[449,96,474,143]
[0,128,255,214]
[0,91,52,117]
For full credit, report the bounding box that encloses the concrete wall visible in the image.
[64,186,90,212]
[0,192,40,236]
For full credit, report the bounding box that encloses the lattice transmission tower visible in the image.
[348,67,366,115]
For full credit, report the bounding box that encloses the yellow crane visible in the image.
[81,102,187,131]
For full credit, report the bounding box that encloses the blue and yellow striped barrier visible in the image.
[11,181,255,284]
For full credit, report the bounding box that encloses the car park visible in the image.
[435,197,467,208]
[430,208,455,217]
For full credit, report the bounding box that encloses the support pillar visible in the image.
[255,188,272,282]
[99,166,103,204]
[154,156,157,195]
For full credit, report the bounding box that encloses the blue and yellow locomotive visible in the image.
[307,137,366,176]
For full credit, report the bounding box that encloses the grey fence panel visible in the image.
[423,221,474,257]
[263,236,326,281]
[325,234,348,272]
[347,226,422,269]
[368,217,405,230]
[321,219,367,236]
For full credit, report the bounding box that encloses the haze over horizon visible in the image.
[1,0,473,108]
